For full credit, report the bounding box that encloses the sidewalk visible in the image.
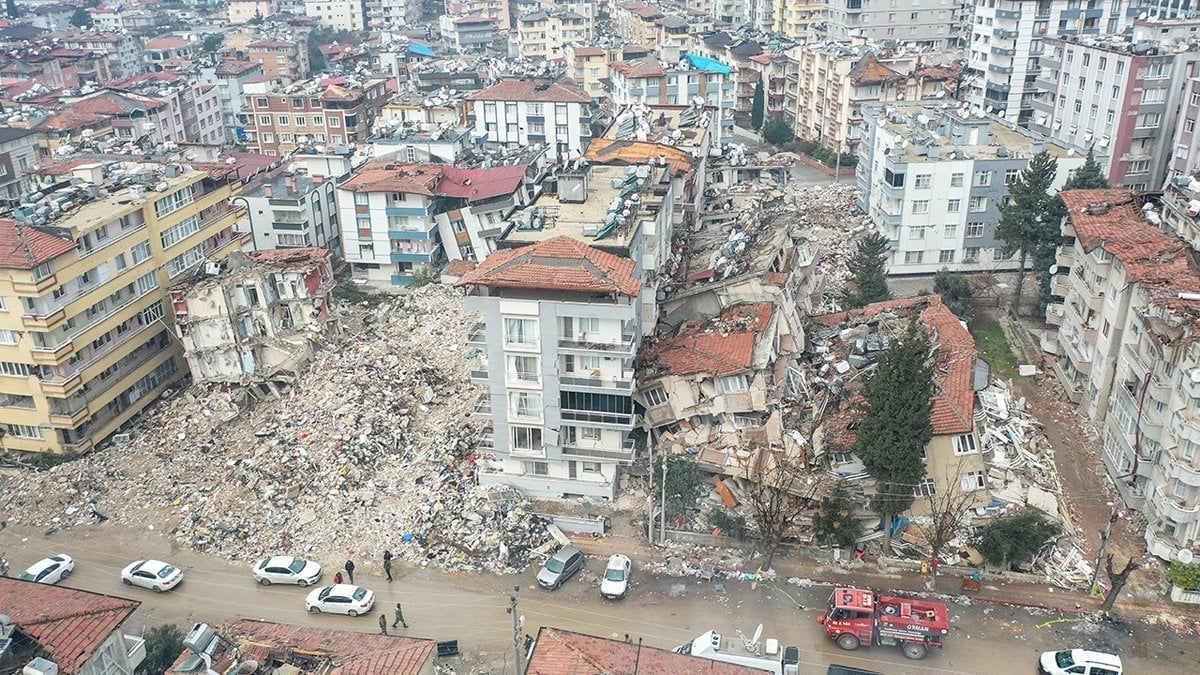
[567,533,1199,621]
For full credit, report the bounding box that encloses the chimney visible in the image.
[263,183,272,198]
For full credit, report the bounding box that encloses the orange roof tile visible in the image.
[0,579,139,674]
[848,53,902,85]
[341,162,443,195]
[650,303,774,377]
[446,259,477,276]
[585,138,695,176]
[341,163,527,201]
[0,218,76,269]
[466,78,592,103]
[456,236,641,297]
[527,627,766,674]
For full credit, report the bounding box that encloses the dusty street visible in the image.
[2,523,1193,674]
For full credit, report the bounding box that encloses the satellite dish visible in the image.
[1178,549,1195,564]
[1190,369,1200,384]
[751,623,763,648]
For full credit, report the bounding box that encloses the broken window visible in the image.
[643,386,667,408]
[715,374,749,394]
[960,471,985,492]
[734,414,764,429]
[952,434,977,455]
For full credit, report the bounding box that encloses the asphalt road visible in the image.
[1,523,1190,674]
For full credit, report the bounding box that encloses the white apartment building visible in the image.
[1048,189,1200,563]
[465,79,593,162]
[967,0,1130,126]
[857,102,1087,275]
[59,33,146,81]
[304,0,369,30]
[374,0,423,29]
[516,9,594,61]
[1029,29,1200,191]
[820,0,967,49]
[236,169,341,257]
[229,0,279,24]
[200,60,265,145]
[608,49,735,142]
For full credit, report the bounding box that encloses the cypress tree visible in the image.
[843,231,893,309]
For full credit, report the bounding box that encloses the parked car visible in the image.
[537,546,584,590]
[252,556,322,587]
[1039,649,1123,675]
[827,666,884,675]
[305,584,375,616]
[600,554,631,599]
[121,559,183,592]
[19,554,75,585]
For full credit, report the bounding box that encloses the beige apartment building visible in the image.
[0,161,249,455]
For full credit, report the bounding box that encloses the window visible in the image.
[1004,168,1021,185]
[966,222,984,238]
[914,174,931,189]
[131,240,151,263]
[6,424,42,439]
[136,271,159,294]
[511,425,543,452]
[716,374,749,393]
[276,115,289,125]
[166,244,204,277]
[973,170,991,187]
[509,355,539,383]
[0,330,16,345]
[953,434,978,455]
[581,462,601,473]
[910,225,926,239]
[960,471,986,492]
[734,414,764,428]
[312,115,324,126]
[950,172,964,187]
[154,185,195,218]
[34,262,52,280]
[644,386,668,407]
[969,196,988,212]
[255,97,268,107]
[963,247,980,262]
[160,215,200,249]
[993,248,1011,261]
[911,200,929,214]
[0,361,31,377]
[509,391,542,419]
[1127,159,1149,174]
[1174,480,1188,500]
[580,426,602,441]
[1136,112,1161,128]
[504,317,537,346]
[1187,119,1196,133]
[0,296,6,311]
[947,199,961,213]
[261,133,274,143]
[522,461,549,475]
[904,251,924,264]
[944,224,958,238]
[939,250,955,263]
[328,116,341,127]
[914,478,937,497]
[258,115,271,125]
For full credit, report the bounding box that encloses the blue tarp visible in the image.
[408,44,435,58]
[683,52,732,75]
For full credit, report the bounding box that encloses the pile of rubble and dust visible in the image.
[0,286,552,573]
[787,183,872,314]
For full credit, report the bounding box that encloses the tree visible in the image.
[652,454,706,522]
[995,151,1062,316]
[1062,146,1109,190]
[1100,554,1140,612]
[842,231,893,309]
[1167,561,1200,591]
[307,30,327,74]
[813,484,864,550]
[201,33,225,54]
[974,509,1060,569]
[933,268,973,324]
[708,508,747,540]
[249,10,264,25]
[738,448,818,570]
[410,265,436,288]
[912,470,980,567]
[136,624,184,675]
[5,0,17,20]
[69,7,93,27]
[750,80,765,130]
[762,118,794,146]
[853,321,934,551]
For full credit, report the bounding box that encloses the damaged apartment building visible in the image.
[170,248,339,392]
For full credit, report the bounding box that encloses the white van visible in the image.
[1038,649,1123,675]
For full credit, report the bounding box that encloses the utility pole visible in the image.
[1090,504,1119,592]
[507,585,524,674]
[659,459,668,545]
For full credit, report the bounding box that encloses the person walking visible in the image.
[333,571,343,585]
[382,550,394,582]
[392,602,408,628]
[344,559,356,584]
[378,614,389,635]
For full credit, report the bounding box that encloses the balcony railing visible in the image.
[1151,485,1200,523]
[561,435,638,463]
[473,394,491,418]
[467,322,486,346]
[559,409,634,426]
[559,373,634,391]
[557,333,635,354]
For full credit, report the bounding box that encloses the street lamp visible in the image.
[230,196,259,252]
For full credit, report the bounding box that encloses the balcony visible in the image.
[467,322,486,346]
[1160,451,1200,488]
[472,394,491,419]
[124,633,147,668]
[48,406,90,429]
[1046,302,1065,326]
[1150,485,1200,524]
[562,434,638,463]
[559,408,634,427]
[559,372,634,392]
[21,307,67,331]
[558,333,635,355]
[475,424,495,452]
[470,368,489,382]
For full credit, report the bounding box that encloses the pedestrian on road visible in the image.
[345,559,355,584]
[378,614,388,635]
[393,602,408,628]
[333,571,344,585]
[383,550,393,582]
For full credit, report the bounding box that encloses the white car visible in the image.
[600,554,632,599]
[1038,649,1123,675]
[305,584,375,616]
[19,554,75,585]
[121,559,183,592]
[252,556,322,587]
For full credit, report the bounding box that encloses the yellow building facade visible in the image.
[0,163,250,454]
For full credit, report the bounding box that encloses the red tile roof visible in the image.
[216,59,260,76]
[191,619,435,675]
[527,627,766,674]
[466,78,592,103]
[446,259,478,276]
[610,55,666,79]
[341,162,527,201]
[571,46,605,57]
[586,138,694,176]
[0,218,77,269]
[649,303,774,377]
[1060,189,1200,294]
[454,15,495,24]
[456,236,641,297]
[849,54,902,85]
[145,37,191,50]
[439,164,528,202]
[0,579,139,674]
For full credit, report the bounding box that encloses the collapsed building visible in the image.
[170,248,339,391]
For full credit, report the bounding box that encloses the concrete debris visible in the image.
[640,540,778,581]
[0,286,552,573]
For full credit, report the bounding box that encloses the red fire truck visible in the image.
[817,587,950,660]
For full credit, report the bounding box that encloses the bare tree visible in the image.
[1100,554,1140,612]
[737,446,821,571]
[911,468,981,569]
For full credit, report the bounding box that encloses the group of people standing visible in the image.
[329,550,407,636]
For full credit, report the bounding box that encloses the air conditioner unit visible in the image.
[23,658,58,675]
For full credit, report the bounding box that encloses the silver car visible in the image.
[537,546,584,590]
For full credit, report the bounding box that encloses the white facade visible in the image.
[821,0,966,48]
[304,0,369,30]
[608,54,736,142]
[238,173,341,256]
[60,34,146,80]
[467,81,593,161]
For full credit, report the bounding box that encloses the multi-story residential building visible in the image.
[1141,0,1200,18]
[229,0,280,23]
[59,32,146,81]
[337,162,531,286]
[200,60,266,144]
[608,49,735,142]
[967,0,1131,125]
[819,0,966,49]
[516,9,593,61]
[438,15,497,51]
[1162,173,1200,252]
[1047,189,1200,562]
[144,37,196,70]
[171,248,339,387]
[0,160,250,455]
[0,128,39,202]
[373,0,425,29]
[772,0,825,40]
[234,167,341,255]
[786,44,959,154]
[613,3,664,45]
[304,0,370,30]
[241,77,389,156]
[447,0,512,30]
[566,45,608,101]
[465,79,593,161]
[1029,30,1200,191]
[857,102,1087,275]
[243,38,310,84]
[109,72,226,147]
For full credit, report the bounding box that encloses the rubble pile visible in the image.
[0,286,552,573]
[786,183,873,314]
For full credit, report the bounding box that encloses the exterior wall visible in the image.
[447,0,512,30]
[609,68,735,141]
[229,0,279,23]
[438,17,497,50]
[517,12,594,61]
[773,0,825,40]
[567,48,610,100]
[337,188,439,287]
[200,64,266,144]
[0,132,39,201]
[245,43,309,84]
[243,82,385,156]
[239,181,340,255]
[470,98,589,159]
[304,0,369,30]
[911,430,992,515]
[59,35,145,81]
[821,0,963,48]
[80,629,145,675]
